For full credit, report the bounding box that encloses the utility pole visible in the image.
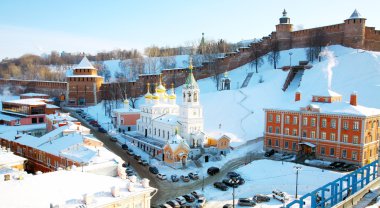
[289,52,293,68]
[202,175,205,191]
[294,165,302,199]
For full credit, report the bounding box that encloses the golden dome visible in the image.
[152,93,159,100]
[156,84,166,93]
[169,94,176,99]
[145,92,152,99]
[123,98,129,104]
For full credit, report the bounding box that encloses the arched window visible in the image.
[183,92,185,102]
[194,92,198,102]
[187,91,191,102]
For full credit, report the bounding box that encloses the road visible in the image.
[64,108,263,206]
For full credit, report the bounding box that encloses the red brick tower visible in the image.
[343,9,366,49]
[275,9,293,50]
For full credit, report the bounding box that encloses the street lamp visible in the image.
[231,178,239,208]
[202,175,205,191]
[294,165,302,199]
[289,52,293,68]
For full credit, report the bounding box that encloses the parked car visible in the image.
[122,162,128,168]
[75,109,84,113]
[166,200,180,208]
[238,198,256,206]
[121,144,128,150]
[127,149,134,155]
[92,123,101,128]
[238,178,245,185]
[223,204,233,208]
[222,178,239,188]
[328,162,345,169]
[175,196,187,205]
[339,164,359,172]
[149,166,159,174]
[253,194,270,203]
[110,137,117,142]
[180,175,190,182]
[207,167,220,175]
[213,182,228,191]
[227,171,241,179]
[98,127,107,133]
[264,149,275,157]
[158,204,172,208]
[141,160,149,166]
[188,172,199,180]
[171,174,179,182]
[85,117,94,122]
[182,194,195,203]
[191,191,204,199]
[157,173,167,180]
[89,120,98,124]
[197,197,206,207]
[272,189,289,203]
[126,170,135,177]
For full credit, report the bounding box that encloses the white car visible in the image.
[197,197,206,207]
[157,173,167,180]
[272,189,289,203]
[175,196,187,205]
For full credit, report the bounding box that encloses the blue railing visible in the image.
[286,161,378,208]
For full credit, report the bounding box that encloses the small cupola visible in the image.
[279,9,290,24]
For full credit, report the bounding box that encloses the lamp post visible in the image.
[202,175,205,191]
[231,178,239,208]
[294,165,302,199]
[289,52,293,68]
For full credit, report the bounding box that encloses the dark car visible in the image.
[166,200,180,208]
[238,178,245,185]
[222,178,239,188]
[121,144,128,150]
[238,198,256,206]
[214,182,228,191]
[75,109,84,113]
[181,175,190,182]
[253,194,270,203]
[190,191,204,199]
[182,194,195,203]
[98,127,107,133]
[223,204,233,208]
[92,123,101,128]
[227,171,241,179]
[122,162,129,168]
[149,166,159,174]
[127,149,134,155]
[339,164,360,172]
[89,120,98,124]
[126,170,135,177]
[134,155,141,160]
[171,174,179,182]
[110,137,117,142]
[188,172,199,180]
[328,162,345,169]
[207,167,220,176]
[141,160,149,166]
[264,149,275,157]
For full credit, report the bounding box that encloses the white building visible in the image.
[136,59,205,148]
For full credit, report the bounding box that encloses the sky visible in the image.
[0,0,379,59]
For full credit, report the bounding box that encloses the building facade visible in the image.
[111,98,141,133]
[264,91,380,166]
[66,57,104,106]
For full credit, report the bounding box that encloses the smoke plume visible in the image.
[319,48,338,89]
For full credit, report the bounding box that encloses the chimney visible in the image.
[350,92,357,106]
[295,91,301,102]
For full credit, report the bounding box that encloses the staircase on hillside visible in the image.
[286,69,305,91]
[241,72,254,88]
[282,61,311,91]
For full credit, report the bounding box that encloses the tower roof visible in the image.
[349,9,364,19]
[184,58,199,89]
[74,56,96,70]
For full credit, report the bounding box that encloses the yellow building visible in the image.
[163,133,190,168]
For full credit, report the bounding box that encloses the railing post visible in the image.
[352,173,358,193]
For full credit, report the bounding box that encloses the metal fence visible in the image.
[286,161,378,208]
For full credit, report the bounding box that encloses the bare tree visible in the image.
[267,38,281,69]
[305,29,327,62]
[249,43,264,73]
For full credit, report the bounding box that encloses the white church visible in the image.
[136,59,205,148]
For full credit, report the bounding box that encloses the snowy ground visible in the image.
[202,159,345,208]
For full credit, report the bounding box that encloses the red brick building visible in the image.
[264,90,380,166]
[66,57,104,106]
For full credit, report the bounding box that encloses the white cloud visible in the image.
[0,25,141,59]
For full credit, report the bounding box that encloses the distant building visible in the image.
[264,90,380,166]
[219,71,231,91]
[0,146,27,171]
[111,98,141,133]
[66,56,104,106]
[20,93,50,100]
[45,112,78,132]
[0,170,156,208]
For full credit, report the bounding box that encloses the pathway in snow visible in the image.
[237,89,254,139]
[241,72,254,88]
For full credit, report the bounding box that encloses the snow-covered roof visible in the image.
[313,89,341,97]
[46,104,60,109]
[166,134,189,151]
[0,148,27,167]
[20,93,49,97]
[155,114,178,125]
[0,123,45,134]
[207,131,234,141]
[3,98,47,105]
[0,113,19,121]
[349,9,364,19]
[74,56,96,70]
[112,108,140,114]
[0,170,156,208]
[46,113,77,122]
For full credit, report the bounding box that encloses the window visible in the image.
[342,149,347,158]
[32,118,37,124]
[311,131,316,138]
[284,141,289,149]
[293,116,298,125]
[311,118,316,127]
[47,158,51,167]
[330,133,336,141]
[154,128,156,135]
[302,130,307,138]
[285,128,289,135]
[303,118,308,126]
[268,126,273,133]
[321,132,326,140]
[275,127,280,134]
[342,135,348,143]
[353,136,359,144]
[292,129,297,136]
[292,142,296,150]
[268,114,273,122]
[275,140,279,147]
[322,119,327,128]
[321,147,325,155]
[343,121,349,130]
[353,121,359,130]
[352,152,357,160]
[39,117,44,123]
[285,116,290,124]
[267,139,272,146]
[330,148,335,156]
[276,115,281,123]
[55,161,59,169]
[331,119,336,128]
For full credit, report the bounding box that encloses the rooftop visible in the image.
[20,93,49,97]
[0,147,27,167]
[0,170,156,208]
[3,98,47,106]
[349,9,364,19]
[74,56,96,70]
